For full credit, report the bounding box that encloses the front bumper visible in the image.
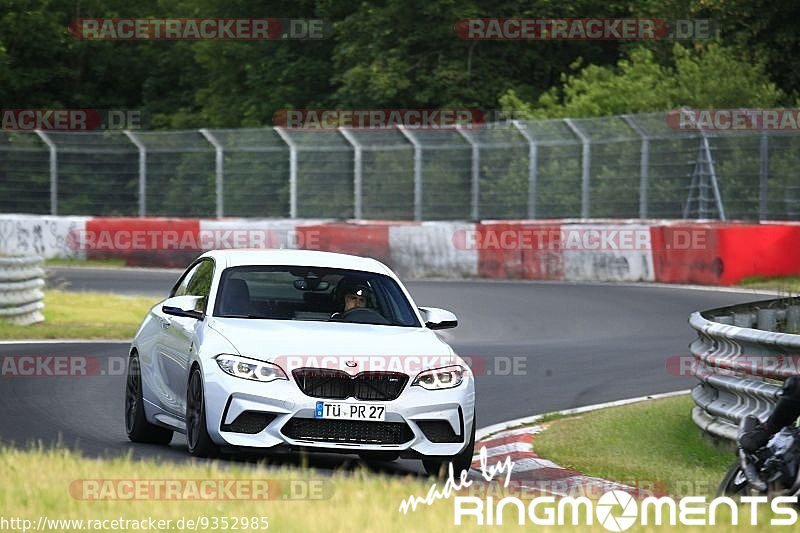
[203,364,476,457]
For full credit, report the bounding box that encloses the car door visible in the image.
[154,259,214,417]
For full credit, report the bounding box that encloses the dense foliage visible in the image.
[0,0,795,126]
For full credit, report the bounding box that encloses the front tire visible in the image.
[186,367,220,458]
[423,419,476,478]
[125,353,173,445]
[717,461,750,497]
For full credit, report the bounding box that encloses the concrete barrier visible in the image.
[562,223,655,282]
[0,214,89,259]
[389,222,477,278]
[2,214,799,285]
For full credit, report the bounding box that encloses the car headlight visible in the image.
[215,354,287,382]
[412,365,464,390]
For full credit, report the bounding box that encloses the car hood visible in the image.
[207,318,455,374]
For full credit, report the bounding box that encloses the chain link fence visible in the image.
[1,111,799,221]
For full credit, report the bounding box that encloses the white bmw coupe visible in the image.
[126,249,475,475]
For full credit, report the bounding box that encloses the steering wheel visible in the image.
[335,307,391,325]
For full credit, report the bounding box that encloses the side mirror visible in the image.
[419,306,458,330]
[162,295,205,321]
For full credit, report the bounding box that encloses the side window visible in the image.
[172,264,200,297]
[186,260,214,311]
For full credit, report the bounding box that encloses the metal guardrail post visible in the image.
[274,127,298,218]
[124,130,147,217]
[338,129,363,220]
[563,119,591,219]
[512,120,538,219]
[622,115,650,219]
[456,127,480,221]
[199,129,225,218]
[759,131,769,221]
[398,126,422,221]
[34,130,57,215]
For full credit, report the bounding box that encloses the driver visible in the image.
[739,376,800,452]
[330,278,373,319]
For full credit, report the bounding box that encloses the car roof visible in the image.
[201,249,395,276]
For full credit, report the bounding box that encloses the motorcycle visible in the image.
[718,415,800,497]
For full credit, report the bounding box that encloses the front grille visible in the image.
[416,420,461,443]
[281,418,414,445]
[292,368,408,401]
[221,411,277,434]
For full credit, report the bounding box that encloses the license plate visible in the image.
[314,401,386,421]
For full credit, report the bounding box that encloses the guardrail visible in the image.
[0,256,45,326]
[689,297,800,441]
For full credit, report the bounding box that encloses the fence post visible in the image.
[563,118,591,218]
[274,127,298,218]
[512,120,537,219]
[398,126,422,221]
[456,127,480,220]
[199,129,224,218]
[622,115,650,219]
[759,131,769,221]
[680,107,726,221]
[702,133,726,221]
[34,130,57,215]
[339,128,363,220]
[124,130,147,217]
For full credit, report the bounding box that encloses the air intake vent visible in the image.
[416,420,461,443]
[281,418,414,445]
[221,411,277,434]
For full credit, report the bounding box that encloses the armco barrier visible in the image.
[0,256,45,326]
[689,297,800,441]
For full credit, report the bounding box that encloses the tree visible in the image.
[501,42,784,119]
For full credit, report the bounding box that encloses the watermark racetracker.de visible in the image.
[272,108,486,130]
[668,108,800,131]
[452,227,708,251]
[0,354,528,379]
[69,478,330,501]
[1,109,145,131]
[68,18,331,40]
[455,18,716,41]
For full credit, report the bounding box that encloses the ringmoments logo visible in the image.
[452,492,799,528]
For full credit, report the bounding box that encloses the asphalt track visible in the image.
[0,266,772,472]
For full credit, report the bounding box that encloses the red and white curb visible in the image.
[469,425,644,498]
[469,390,690,498]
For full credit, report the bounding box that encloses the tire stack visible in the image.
[0,256,45,326]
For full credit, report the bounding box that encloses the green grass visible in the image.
[0,290,158,340]
[0,445,469,533]
[0,444,784,532]
[45,258,128,268]
[740,275,800,293]
[532,395,733,497]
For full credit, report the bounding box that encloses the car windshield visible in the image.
[213,265,420,327]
